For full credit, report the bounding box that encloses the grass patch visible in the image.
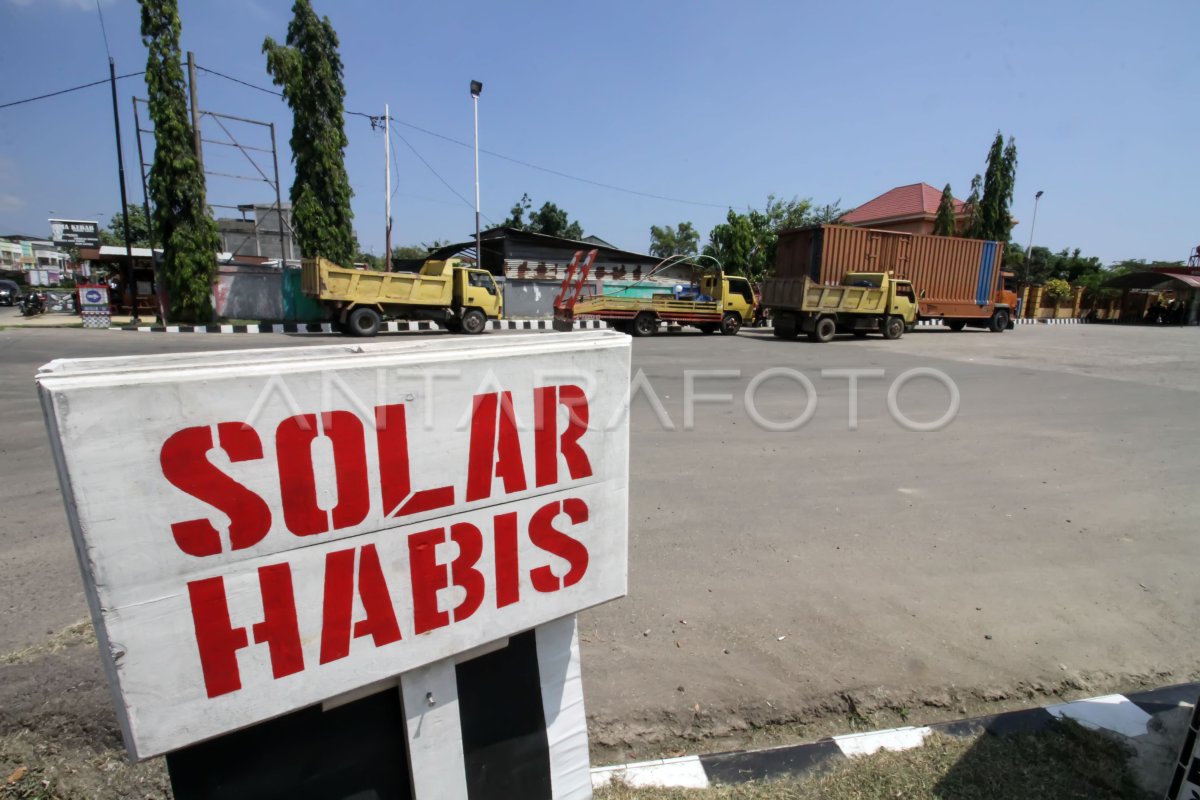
[596,721,1153,800]
[0,622,94,666]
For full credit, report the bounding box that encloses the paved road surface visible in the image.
[2,314,1198,759]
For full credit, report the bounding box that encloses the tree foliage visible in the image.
[1043,277,1072,301]
[961,174,983,238]
[139,0,219,322]
[648,222,699,258]
[500,194,584,239]
[99,204,152,248]
[264,0,355,265]
[703,195,814,281]
[933,184,958,237]
[973,131,1018,242]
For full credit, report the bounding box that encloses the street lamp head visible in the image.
[1035,190,1044,199]
[470,80,483,97]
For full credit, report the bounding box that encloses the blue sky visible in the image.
[1,0,1196,264]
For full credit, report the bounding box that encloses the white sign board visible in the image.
[37,332,630,759]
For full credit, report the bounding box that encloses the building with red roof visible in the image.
[841,182,966,235]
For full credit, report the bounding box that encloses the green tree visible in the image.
[703,195,814,281]
[139,0,220,323]
[976,131,1018,242]
[99,204,152,247]
[961,174,983,238]
[500,194,584,239]
[648,222,699,258]
[264,0,355,265]
[933,183,957,237]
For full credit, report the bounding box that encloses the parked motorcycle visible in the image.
[18,291,48,317]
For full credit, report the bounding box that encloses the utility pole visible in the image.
[187,51,204,173]
[471,80,483,269]
[384,103,392,271]
[108,57,137,324]
[269,123,287,265]
[132,96,164,323]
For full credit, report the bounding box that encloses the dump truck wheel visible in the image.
[773,314,798,339]
[809,316,836,343]
[461,309,487,335]
[882,315,904,340]
[632,312,657,337]
[988,309,1010,333]
[947,319,967,331]
[720,313,741,336]
[698,323,718,335]
[347,307,381,337]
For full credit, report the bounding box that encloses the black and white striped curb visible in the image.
[111,317,1087,335]
[590,683,1199,790]
[114,319,607,334]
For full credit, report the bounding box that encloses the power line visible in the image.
[391,126,494,224]
[0,71,144,111]
[193,63,731,210]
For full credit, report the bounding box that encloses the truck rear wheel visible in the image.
[808,316,837,343]
[988,309,1010,333]
[347,307,381,337]
[720,313,741,336]
[882,315,905,340]
[773,313,798,339]
[632,312,657,337]
[947,319,967,331]
[461,308,487,335]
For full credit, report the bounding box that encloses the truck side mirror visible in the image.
[920,290,927,299]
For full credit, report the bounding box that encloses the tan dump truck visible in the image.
[764,271,918,342]
[301,257,503,336]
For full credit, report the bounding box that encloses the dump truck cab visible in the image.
[450,266,503,330]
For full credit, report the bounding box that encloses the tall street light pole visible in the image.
[1023,189,1044,293]
[471,80,483,270]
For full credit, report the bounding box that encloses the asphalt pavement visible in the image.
[2,310,1198,762]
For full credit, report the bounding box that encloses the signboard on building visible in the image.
[49,218,100,249]
[37,332,631,761]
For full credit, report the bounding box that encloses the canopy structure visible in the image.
[1104,271,1200,291]
[1104,270,1200,324]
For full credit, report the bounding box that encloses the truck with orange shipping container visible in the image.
[769,225,1017,332]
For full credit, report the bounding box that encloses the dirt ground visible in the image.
[2,318,1198,794]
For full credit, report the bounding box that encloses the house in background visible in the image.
[841,182,967,235]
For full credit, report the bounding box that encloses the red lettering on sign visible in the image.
[466,392,528,502]
[187,576,249,698]
[276,411,370,537]
[250,563,304,679]
[161,423,272,557]
[529,498,590,592]
[409,528,449,635]
[375,404,455,518]
[449,522,484,622]
[534,385,593,488]
[319,544,403,664]
[493,511,520,608]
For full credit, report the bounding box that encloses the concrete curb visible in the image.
[590,682,1199,790]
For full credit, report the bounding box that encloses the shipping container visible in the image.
[773,225,1016,328]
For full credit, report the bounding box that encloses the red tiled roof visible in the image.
[842,183,964,224]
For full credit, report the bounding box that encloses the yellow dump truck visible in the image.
[570,272,757,336]
[764,271,917,342]
[301,257,503,336]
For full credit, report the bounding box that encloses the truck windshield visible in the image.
[468,271,496,294]
[728,279,754,303]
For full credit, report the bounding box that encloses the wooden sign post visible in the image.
[38,332,630,798]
